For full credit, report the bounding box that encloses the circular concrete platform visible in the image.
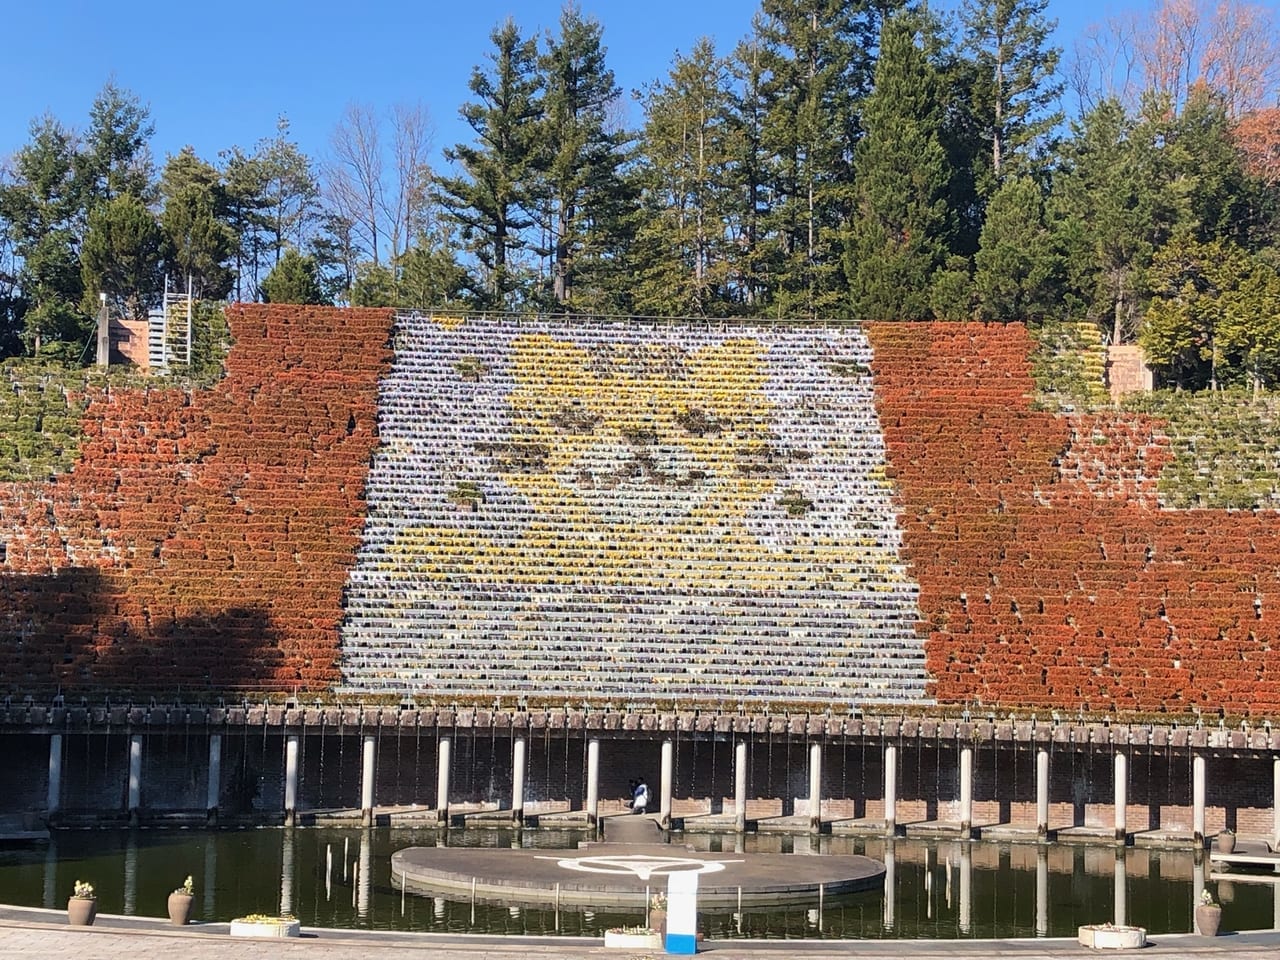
[391,841,885,907]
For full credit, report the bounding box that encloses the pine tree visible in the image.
[632,38,739,316]
[159,148,236,299]
[76,81,155,206]
[0,116,90,356]
[845,15,954,320]
[261,248,326,305]
[973,174,1061,320]
[80,194,164,321]
[435,18,542,310]
[529,3,634,310]
[961,0,1063,190]
[752,0,865,317]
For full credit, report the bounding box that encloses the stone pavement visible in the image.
[1,907,1279,960]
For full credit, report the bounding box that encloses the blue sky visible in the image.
[2,1,1119,174]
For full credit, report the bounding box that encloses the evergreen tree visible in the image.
[845,15,954,320]
[221,145,272,301]
[257,118,321,269]
[725,38,773,312]
[0,116,90,356]
[80,193,164,321]
[260,248,326,305]
[973,174,1061,320]
[159,148,236,299]
[1050,99,1162,343]
[76,81,155,206]
[752,0,865,317]
[632,38,739,316]
[435,18,542,309]
[960,0,1063,190]
[530,4,634,309]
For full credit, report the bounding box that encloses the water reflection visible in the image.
[0,828,1277,939]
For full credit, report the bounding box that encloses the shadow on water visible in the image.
[0,828,1276,939]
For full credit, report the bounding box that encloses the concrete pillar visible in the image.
[1113,751,1127,843]
[882,840,896,931]
[585,739,600,826]
[436,736,452,825]
[127,734,142,821]
[808,742,823,834]
[280,830,295,916]
[959,843,973,934]
[1193,752,1207,846]
[660,740,674,828]
[207,734,222,820]
[46,734,62,817]
[734,740,748,833]
[360,735,376,827]
[1273,757,1280,852]
[1036,747,1050,839]
[511,737,527,826]
[1035,846,1049,936]
[884,743,898,836]
[357,831,372,919]
[959,744,974,839]
[1113,848,1127,927]
[284,735,300,827]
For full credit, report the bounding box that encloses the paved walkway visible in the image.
[1,906,1280,960]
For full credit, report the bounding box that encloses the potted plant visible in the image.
[649,891,668,935]
[168,875,194,926]
[1196,889,1222,936]
[67,880,96,926]
[1216,828,1236,854]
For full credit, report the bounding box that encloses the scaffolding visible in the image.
[148,275,193,373]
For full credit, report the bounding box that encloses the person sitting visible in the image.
[631,778,650,815]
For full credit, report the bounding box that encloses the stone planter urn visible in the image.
[230,916,301,938]
[67,897,97,926]
[604,929,662,950]
[167,892,194,926]
[1216,830,1236,854]
[1077,924,1146,949]
[1196,903,1222,937]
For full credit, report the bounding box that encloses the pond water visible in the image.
[2,827,1276,940]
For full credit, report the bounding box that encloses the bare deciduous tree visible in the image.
[1071,0,1279,117]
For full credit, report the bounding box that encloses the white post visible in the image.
[1036,747,1050,839]
[586,739,600,826]
[360,735,376,827]
[959,842,973,934]
[127,734,143,820]
[284,735,300,827]
[734,740,748,833]
[511,737,527,826]
[808,742,823,834]
[660,740,675,828]
[665,869,699,954]
[1273,757,1280,852]
[280,830,295,916]
[436,736,452,825]
[46,734,62,816]
[1035,846,1049,936]
[882,840,896,930]
[1193,753,1207,846]
[884,743,898,836]
[959,744,974,839]
[1114,849,1127,927]
[357,830,372,919]
[207,737,222,819]
[1113,751,1127,843]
